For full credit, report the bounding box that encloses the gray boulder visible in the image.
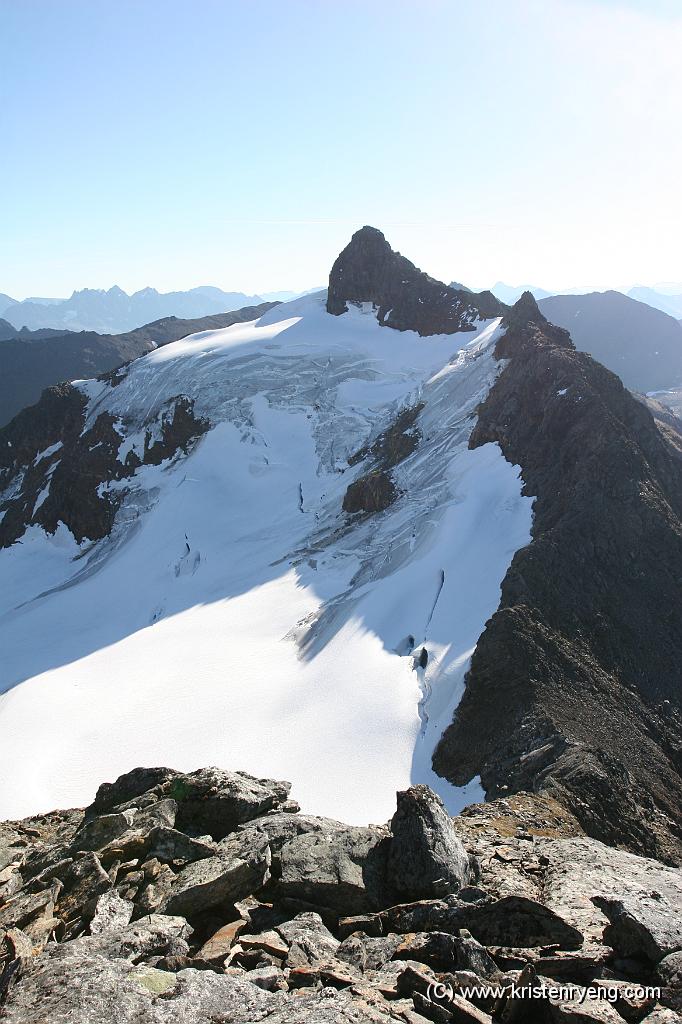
[336,932,403,972]
[238,812,348,874]
[160,768,293,840]
[161,830,271,917]
[640,1009,682,1023]
[597,896,682,964]
[276,824,390,914]
[392,930,460,971]
[464,895,584,949]
[658,950,682,1010]
[86,767,180,818]
[388,785,471,900]
[0,864,23,903]
[0,879,61,933]
[54,851,112,928]
[454,930,501,979]
[64,913,192,962]
[276,912,340,966]
[71,811,136,852]
[146,826,216,864]
[132,858,176,917]
[538,837,682,957]
[129,799,178,830]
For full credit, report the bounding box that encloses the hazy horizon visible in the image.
[3,0,681,297]
[5,273,682,308]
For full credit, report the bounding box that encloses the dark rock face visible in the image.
[0,386,210,548]
[327,226,505,336]
[342,469,396,515]
[348,403,424,469]
[433,293,682,865]
[2,773,682,1021]
[343,402,425,516]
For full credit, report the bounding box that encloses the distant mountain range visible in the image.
[486,282,553,303]
[538,291,682,393]
[445,286,682,393]
[486,281,682,321]
[4,280,682,335]
[0,286,268,335]
[628,286,682,319]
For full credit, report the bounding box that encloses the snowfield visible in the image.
[0,296,532,823]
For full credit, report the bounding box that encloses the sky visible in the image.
[2,0,681,298]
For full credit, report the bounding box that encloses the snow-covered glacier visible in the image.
[0,295,532,822]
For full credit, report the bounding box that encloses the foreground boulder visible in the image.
[538,837,682,959]
[0,952,280,1024]
[161,830,272,917]
[276,823,390,914]
[388,785,472,900]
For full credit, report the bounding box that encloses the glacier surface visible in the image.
[0,296,532,823]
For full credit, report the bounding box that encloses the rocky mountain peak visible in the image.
[325,226,403,317]
[507,289,546,325]
[327,226,506,336]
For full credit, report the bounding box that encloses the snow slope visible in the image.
[0,296,532,823]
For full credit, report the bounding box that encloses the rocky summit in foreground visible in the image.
[1,767,681,1023]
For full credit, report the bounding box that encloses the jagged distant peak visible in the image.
[327,225,506,336]
[2,284,264,335]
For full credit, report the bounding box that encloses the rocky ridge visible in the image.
[1,767,681,1023]
[433,295,682,865]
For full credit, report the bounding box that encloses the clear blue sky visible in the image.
[2,0,681,298]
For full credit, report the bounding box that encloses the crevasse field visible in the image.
[0,296,532,823]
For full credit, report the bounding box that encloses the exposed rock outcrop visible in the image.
[342,469,396,515]
[2,770,681,1022]
[327,226,505,335]
[0,387,209,547]
[434,293,682,865]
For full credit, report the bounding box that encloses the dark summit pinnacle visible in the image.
[326,226,393,316]
[326,225,506,336]
[504,289,547,328]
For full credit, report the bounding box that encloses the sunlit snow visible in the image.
[0,296,532,824]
